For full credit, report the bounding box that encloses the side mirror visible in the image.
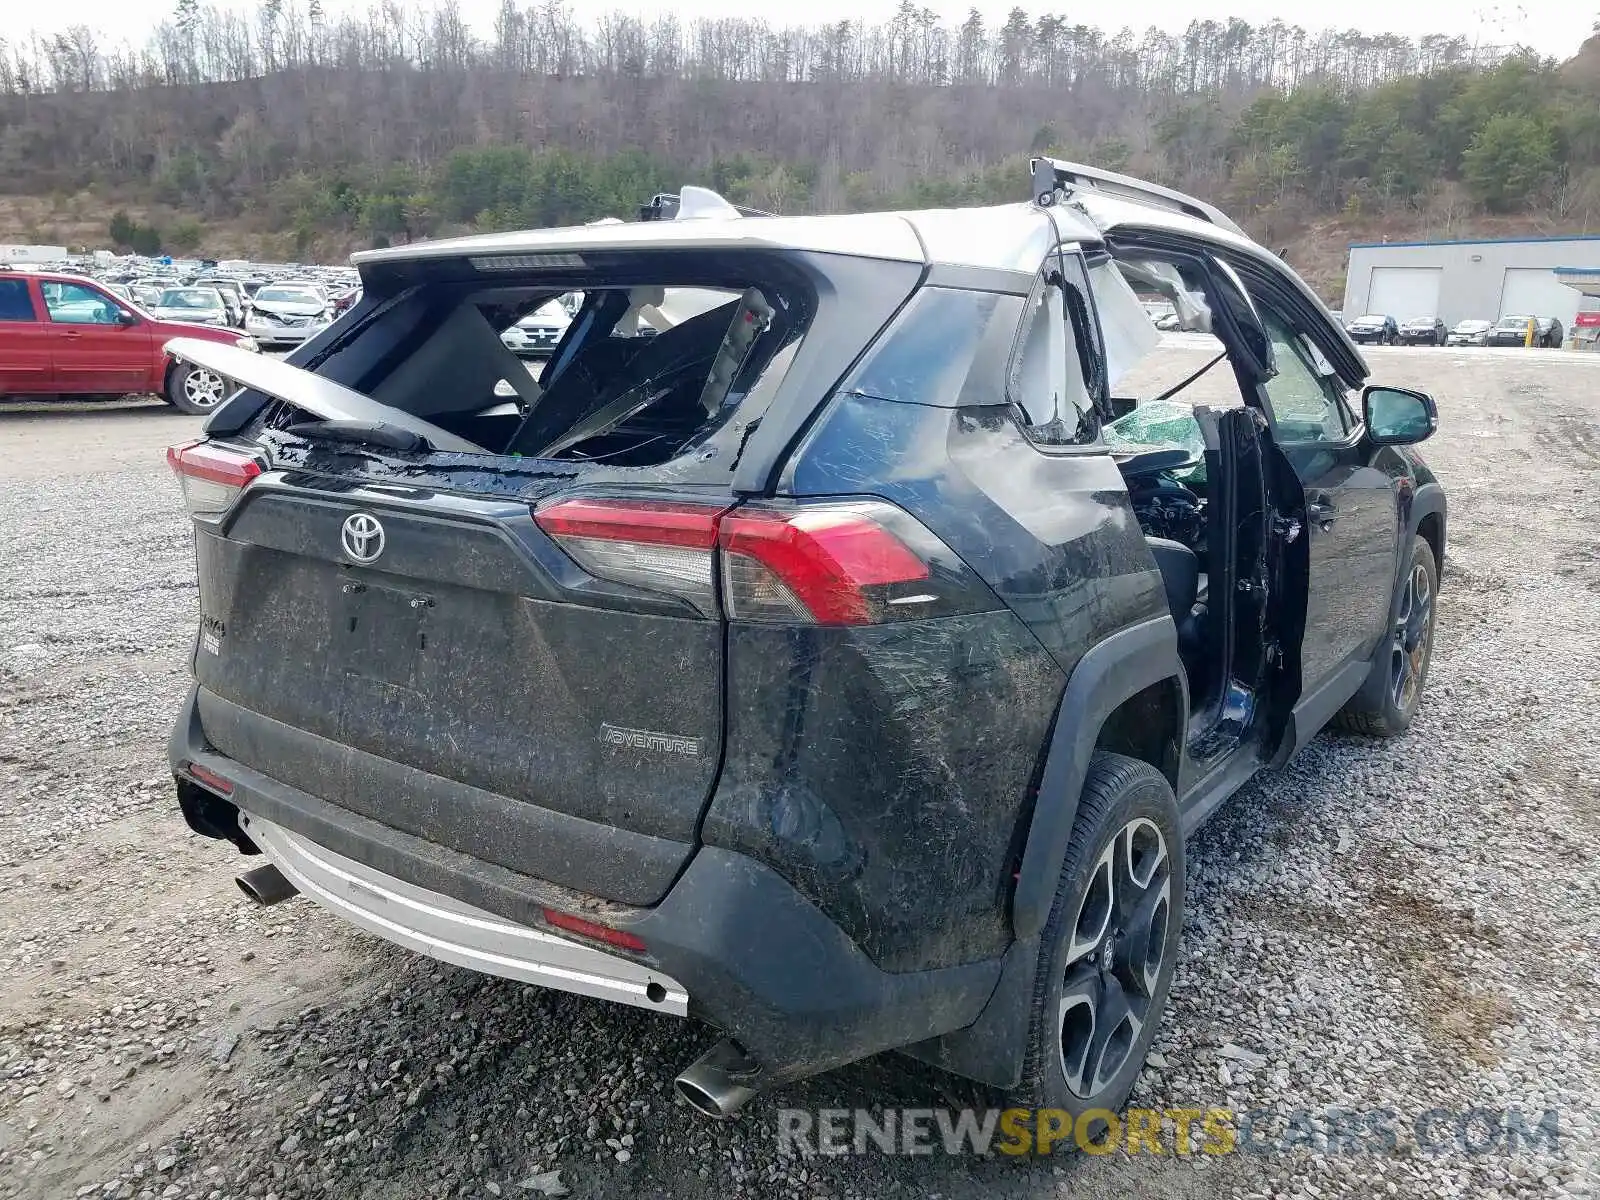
[116,309,139,327]
[1363,385,1436,445]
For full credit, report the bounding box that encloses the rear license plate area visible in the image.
[335,581,430,688]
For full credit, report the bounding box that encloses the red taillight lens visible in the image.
[534,496,975,626]
[167,439,263,518]
[541,908,647,953]
[534,498,726,616]
[720,505,930,625]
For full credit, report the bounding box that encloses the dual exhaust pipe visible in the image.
[237,860,760,1121]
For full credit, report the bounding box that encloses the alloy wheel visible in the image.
[1389,561,1434,712]
[1058,817,1172,1099]
[183,368,228,409]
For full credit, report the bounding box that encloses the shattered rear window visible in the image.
[291,270,816,469]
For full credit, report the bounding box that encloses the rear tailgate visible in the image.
[190,450,724,906]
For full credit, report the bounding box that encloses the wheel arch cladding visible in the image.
[1413,490,1445,584]
[1011,615,1185,942]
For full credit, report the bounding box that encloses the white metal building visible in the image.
[1342,236,1600,330]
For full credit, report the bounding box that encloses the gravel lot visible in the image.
[2,350,1598,1200]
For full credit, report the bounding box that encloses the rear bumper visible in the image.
[170,687,1002,1083]
[244,810,689,1015]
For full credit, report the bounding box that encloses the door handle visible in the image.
[61,329,82,338]
[1307,498,1338,530]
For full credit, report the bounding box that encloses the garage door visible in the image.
[1500,268,1581,327]
[1367,267,1442,320]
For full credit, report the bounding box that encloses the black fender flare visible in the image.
[1351,479,1447,713]
[1408,480,1447,584]
[1011,615,1185,941]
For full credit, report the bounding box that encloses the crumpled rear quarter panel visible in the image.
[701,610,1063,972]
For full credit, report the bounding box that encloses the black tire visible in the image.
[1334,538,1439,737]
[166,361,233,415]
[1008,753,1184,1140]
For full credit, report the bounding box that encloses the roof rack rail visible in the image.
[1030,157,1246,239]
[638,190,776,223]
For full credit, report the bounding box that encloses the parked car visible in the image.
[151,287,233,328]
[499,299,572,358]
[243,283,332,348]
[1486,314,1537,347]
[131,283,168,308]
[0,270,254,413]
[1398,316,1445,346]
[194,277,248,326]
[1345,313,1398,344]
[1445,319,1492,346]
[329,286,362,317]
[1533,317,1565,349]
[166,162,1445,1125]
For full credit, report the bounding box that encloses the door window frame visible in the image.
[0,276,41,322]
[1004,246,1108,451]
[1254,306,1360,447]
[41,280,129,326]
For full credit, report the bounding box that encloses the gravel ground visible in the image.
[2,351,1598,1200]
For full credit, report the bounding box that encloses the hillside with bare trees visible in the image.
[2,3,1598,292]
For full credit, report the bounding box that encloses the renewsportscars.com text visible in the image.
[775,1106,1564,1158]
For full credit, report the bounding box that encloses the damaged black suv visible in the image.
[166,162,1445,1124]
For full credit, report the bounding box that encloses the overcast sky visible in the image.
[27,0,1591,61]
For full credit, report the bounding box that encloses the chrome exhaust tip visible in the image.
[674,1039,762,1120]
[236,863,297,906]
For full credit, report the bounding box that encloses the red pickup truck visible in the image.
[0,270,255,414]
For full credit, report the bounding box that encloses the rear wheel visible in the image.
[166,362,232,415]
[1009,753,1183,1142]
[1335,538,1438,736]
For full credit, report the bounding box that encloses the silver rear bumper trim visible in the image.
[240,813,688,1016]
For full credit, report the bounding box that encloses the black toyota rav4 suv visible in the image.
[166,162,1446,1125]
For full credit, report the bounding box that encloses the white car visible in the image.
[500,300,572,357]
[151,286,232,327]
[245,283,332,348]
[1445,319,1492,346]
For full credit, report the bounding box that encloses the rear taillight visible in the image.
[534,498,726,616]
[536,496,994,626]
[167,439,262,518]
[719,504,930,625]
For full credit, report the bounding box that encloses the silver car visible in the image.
[151,286,232,327]
[244,283,332,348]
[1445,319,1492,346]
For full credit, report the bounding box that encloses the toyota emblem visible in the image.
[340,512,385,564]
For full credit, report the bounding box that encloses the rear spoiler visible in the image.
[1031,157,1247,239]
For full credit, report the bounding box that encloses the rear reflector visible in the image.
[167,439,263,518]
[541,908,648,953]
[535,498,726,616]
[720,505,930,625]
[183,761,234,796]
